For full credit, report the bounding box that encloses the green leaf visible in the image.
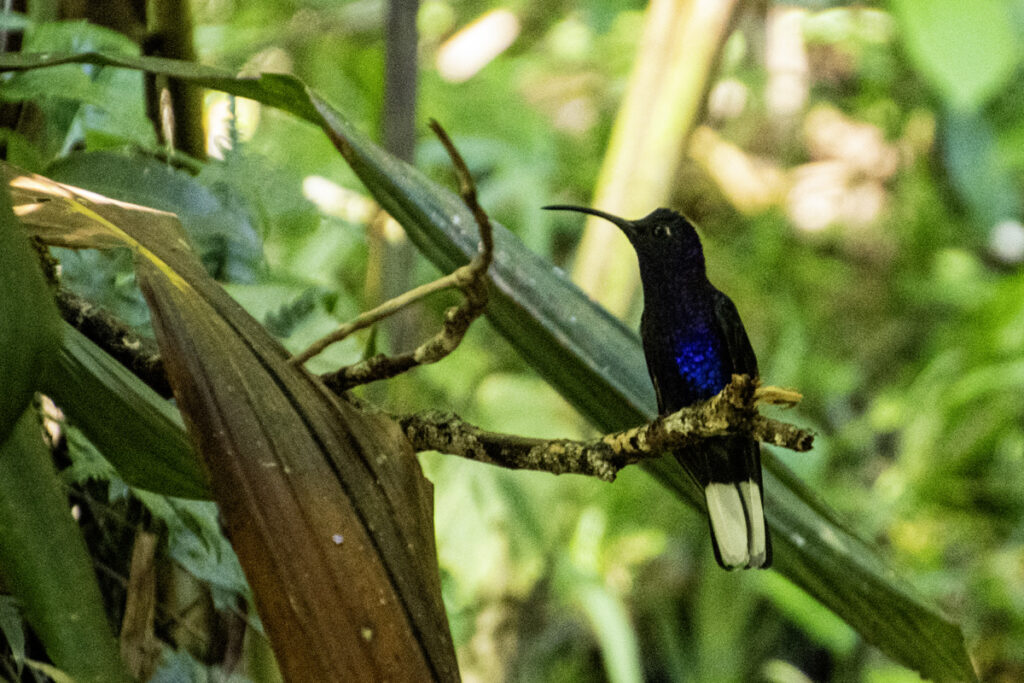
[0,181,61,442]
[46,324,210,499]
[0,409,131,683]
[0,51,979,681]
[131,492,249,611]
[0,595,26,669]
[891,0,1019,111]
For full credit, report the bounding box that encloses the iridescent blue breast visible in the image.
[673,333,727,399]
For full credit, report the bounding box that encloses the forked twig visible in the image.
[301,120,493,392]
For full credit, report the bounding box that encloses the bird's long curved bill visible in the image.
[542,204,636,239]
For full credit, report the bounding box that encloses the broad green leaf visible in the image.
[0,409,131,683]
[0,179,126,682]
[0,51,978,681]
[0,181,61,441]
[47,324,209,499]
[891,0,1018,111]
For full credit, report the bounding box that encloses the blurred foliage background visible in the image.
[2,0,1023,680]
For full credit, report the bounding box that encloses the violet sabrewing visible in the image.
[545,205,771,569]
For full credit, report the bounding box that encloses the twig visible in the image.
[289,270,467,367]
[302,120,494,393]
[755,385,803,407]
[399,374,813,482]
[56,288,173,398]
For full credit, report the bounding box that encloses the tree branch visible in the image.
[56,288,173,399]
[305,120,494,393]
[399,374,813,482]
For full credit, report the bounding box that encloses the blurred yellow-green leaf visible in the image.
[892,0,1018,111]
[0,180,62,441]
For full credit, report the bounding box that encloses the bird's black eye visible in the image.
[653,224,672,238]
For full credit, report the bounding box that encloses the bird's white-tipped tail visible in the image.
[705,481,769,569]
[739,480,768,568]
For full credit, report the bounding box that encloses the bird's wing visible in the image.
[639,309,682,413]
[711,289,758,377]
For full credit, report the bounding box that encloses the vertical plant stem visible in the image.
[366,0,420,355]
[147,0,206,160]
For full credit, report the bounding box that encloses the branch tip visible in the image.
[300,120,494,390]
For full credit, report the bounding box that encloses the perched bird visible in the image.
[544,205,771,569]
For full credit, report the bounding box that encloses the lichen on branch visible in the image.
[400,374,812,482]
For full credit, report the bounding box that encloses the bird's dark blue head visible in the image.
[544,205,706,277]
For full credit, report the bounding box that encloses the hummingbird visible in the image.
[545,205,771,569]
